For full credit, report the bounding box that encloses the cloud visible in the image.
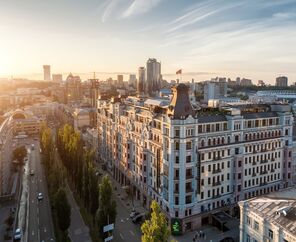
[122,0,162,18]
[101,0,119,23]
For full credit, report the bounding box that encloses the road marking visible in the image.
[129,230,135,236]
[121,219,124,222]
[120,233,124,240]
[32,231,34,235]
[44,227,47,232]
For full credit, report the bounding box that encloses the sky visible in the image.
[1,0,296,83]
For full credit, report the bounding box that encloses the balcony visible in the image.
[252,161,257,165]
[260,182,267,186]
[213,156,222,161]
[186,187,194,193]
[212,194,221,199]
[271,169,275,172]
[186,174,194,179]
[252,173,256,177]
[260,159,268,164]
[212,181,221,187]
[260,170,268,175]
[212,169,221,174]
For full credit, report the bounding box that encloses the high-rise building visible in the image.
[146,58,161,95]
[203,79,227,102]
[275,76,288,87]
[43,65,51,81]
[52,74,63,82]
[117,75,124,87]
[138,67,146,95]
[97,84,293,233]
[128,74,137,87]
[65,73,82,103]
[240,78,253,86]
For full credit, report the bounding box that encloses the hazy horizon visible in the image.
[1,0,296,84]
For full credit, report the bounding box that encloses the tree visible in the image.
[13,146,27,164]
[141,200,171,242]
[96,175,116,237]
[54,188,71,232]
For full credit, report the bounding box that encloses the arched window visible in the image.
[208,139,212,146]
[201,139,205,147]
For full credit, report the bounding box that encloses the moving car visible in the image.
[30,170,34,176]
[14,228,22,241]
[37,192,43,201]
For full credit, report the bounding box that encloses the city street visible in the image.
[27,140,55,242]
[112,189,142,242]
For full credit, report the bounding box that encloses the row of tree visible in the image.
[40,125,71,241]
[56,124,116,238]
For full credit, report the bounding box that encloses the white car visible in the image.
[37,193,43,201]
[14,228,22,240]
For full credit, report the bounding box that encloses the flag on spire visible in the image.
[176,69,182,75]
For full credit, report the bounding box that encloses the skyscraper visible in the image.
[138,67,146,95]
[128,74,137,87]
[43,65,51,81]
[146,58,161,95]
[117,75,124,87]
[275,76,288,87]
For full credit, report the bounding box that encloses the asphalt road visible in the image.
[27,140,54,242]
[112,186,142,242]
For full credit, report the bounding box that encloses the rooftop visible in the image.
[242,187,296,236]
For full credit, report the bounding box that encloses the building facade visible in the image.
[97,84,293,233]
[146,58,161,95]
[239,187,296,242]
[276,76,288,87]
[43,65,51,81]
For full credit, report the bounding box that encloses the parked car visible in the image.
[132,213,144,224]
[14,228,22,241]
[130,210,140,218]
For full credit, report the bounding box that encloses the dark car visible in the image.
[132,213,144,224]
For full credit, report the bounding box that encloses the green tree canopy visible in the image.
[54,188,71,232]
[141,200,171,242]
[96,175,116,236]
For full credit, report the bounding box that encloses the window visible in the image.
[175,129,180,137]
[246,215,251,225]
[208,164,211,172]
[175,142,179,150]
[175,196,179,205]
[186,155,191,163]
[268,229,273,239]
[175,156,179,164]
[186,141,192,150]
[254,221,259,231]
[185,195,192,204]
[246,234,250,242]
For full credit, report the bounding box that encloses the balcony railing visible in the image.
[212,181,221,187]
[260,159,268,164]
[252,173,256,177]
[260,170,268,175]
[212,169,221,174]
[186,174,194,179]
[186,187,194,193]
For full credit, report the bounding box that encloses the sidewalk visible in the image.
[96,164,147,216]
[65,184,92,242]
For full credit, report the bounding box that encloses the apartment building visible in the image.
[239,187,296,242]
[97,84,293,233]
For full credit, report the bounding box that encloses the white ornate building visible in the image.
[97,84,294,233]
